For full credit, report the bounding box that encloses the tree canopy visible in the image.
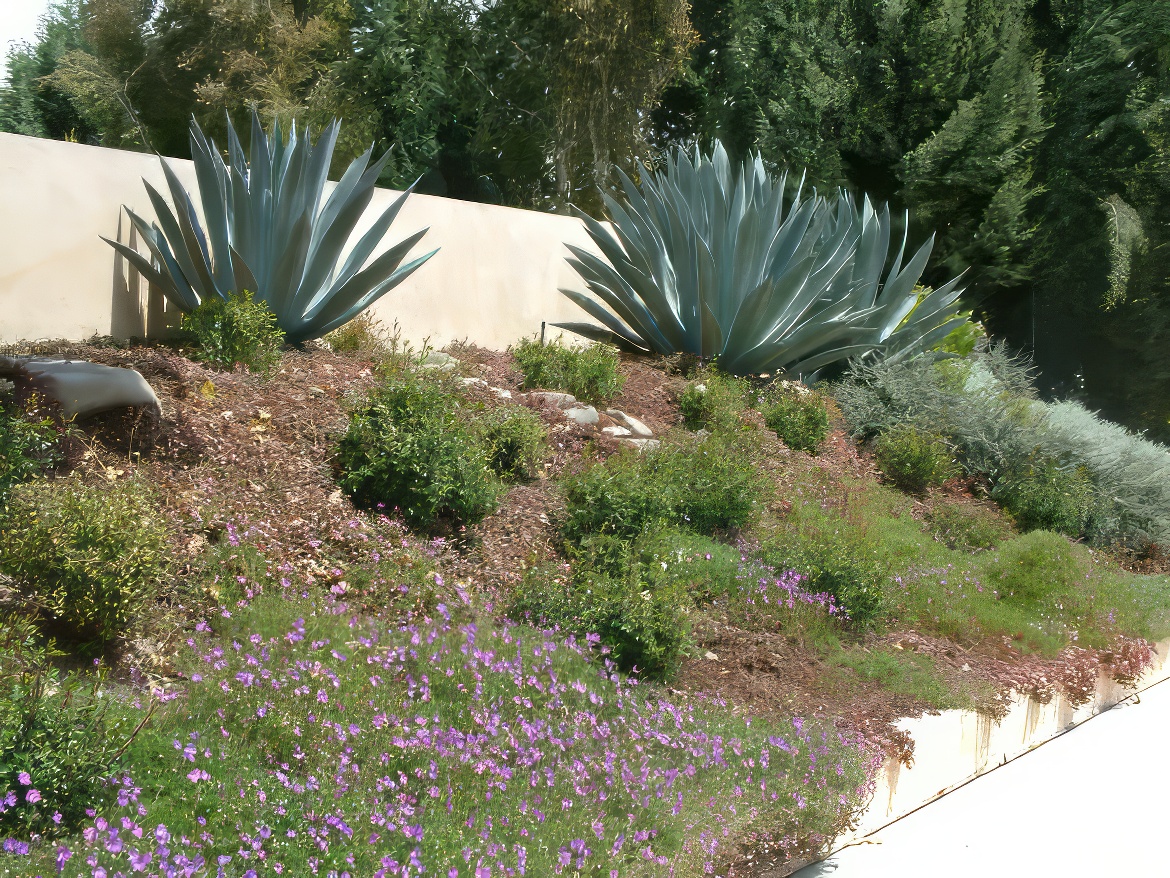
[3,0,1168,439]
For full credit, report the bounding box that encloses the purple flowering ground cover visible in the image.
[2,561,879,878]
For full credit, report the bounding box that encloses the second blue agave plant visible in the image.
[556,142,967,376]
[105,111,437,343]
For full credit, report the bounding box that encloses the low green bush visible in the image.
[0,478,171,645]
[569,527,743,605]
[993,458,1096,538]
[561,436,761,544]
[758,382,830,453]
[510,336,625,404]
[0,398,60,503]
[926,501,1014,552]
[874,425,958,493]
[0,617,137,834]
[983,530,1089,606]
[336,373,500,530]
[678,371,747,432]
[182,289,284,377]
[509,562,692,678]
[475,404,547,481]
[758,531,886,625]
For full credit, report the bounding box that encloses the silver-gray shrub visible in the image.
[1033,401,1170,548]
[834,345,1042,479]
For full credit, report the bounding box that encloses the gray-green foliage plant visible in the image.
[104,110,438,343]
[556,141,966,376]
[835,345,1043,479]
[1030,402,1170,548]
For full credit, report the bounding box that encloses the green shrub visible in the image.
[475,405,547,481]
[993,458,1096,538]
[561,436,761,544]
[509,563,691,678]
[874,425,958,493]
[983,530,1089,606]
[569,527,743,605]
[0,399,60,502]
[336,373,500,530]
[0,617,137,833]
[181,290,284,377]
[510,336,625,405]
[926,501,1014,552]
[678,371,747,432]
[759,532,886,625]
[0,478,171,645]
[758,382,830,453]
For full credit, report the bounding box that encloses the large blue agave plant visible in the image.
[105,112,437,343]
[556,142,966,376]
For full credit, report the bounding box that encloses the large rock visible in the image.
[563,405,599,426]
[605,409,653,438]
[0,356,159,420]
[529,391,578,409]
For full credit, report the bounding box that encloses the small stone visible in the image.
[308,386,326,397]
[460,377,488,388]
[420,351,458,372]
[704,651,719,661]
[491,387,513,399]
[602,426,632,437]
[529,391,578,409]
[564,405,599,426]
[605,409,653,438]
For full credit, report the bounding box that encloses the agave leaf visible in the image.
[142,180,212,302]
[105,109,435,340]
[550,321,647,353]
[559,140,964,375]
[556,290,648,350]
[303,246,438,341]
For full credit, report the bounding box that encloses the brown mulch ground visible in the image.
[6,338,1159,876]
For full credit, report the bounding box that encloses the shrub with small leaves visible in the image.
[926,501,1014,552]
[181,290,284,377]
[0,477,171,645]
[475,405,547,481]
[0,616,137,833]
[992,458,1096,538]
[758,382,830,453]
[0,398,61,503]
[509,563,692,678]
[510,336,625,405]
[561,436,761,544]
[336,373,500,531]
[678,371,747,433]
[874,426,958,493]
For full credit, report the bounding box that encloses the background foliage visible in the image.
[4,0,1169,436]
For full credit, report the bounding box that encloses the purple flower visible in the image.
[25,788,41,804]
[16,772,31,786]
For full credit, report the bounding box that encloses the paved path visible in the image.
[800,677,1170,877]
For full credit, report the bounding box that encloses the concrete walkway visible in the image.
[800,677,1170,876]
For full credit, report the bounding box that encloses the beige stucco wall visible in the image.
[0,132,598,350]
